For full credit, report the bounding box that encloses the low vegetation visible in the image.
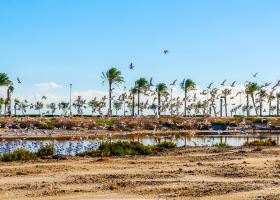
[0,149,38,162]
[37,144,56,157]
[78,141,178,157]
[243,139,277,146]
[212,142,229,147]
[78,141,155,157]
[156,141,176,148]
[0,144,56,162]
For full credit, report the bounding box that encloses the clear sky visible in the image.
[1,0,280,107]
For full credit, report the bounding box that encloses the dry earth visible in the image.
[0,147,280,200]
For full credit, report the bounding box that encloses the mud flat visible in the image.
[0,146,280,200]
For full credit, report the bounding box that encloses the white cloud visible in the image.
[34,82,64,90]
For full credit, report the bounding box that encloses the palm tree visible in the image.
[102,67,124,116]
[73,96,86,116]
[130,87,137,116]
[180,79,196,116]
[276,92,280,116]
[14,99,20,116]
[19,102,29,115]
[5,85,14,116]
[259,89,267,117]
[156,83,167,116]
[0,73,11,87]
[221,88,231,117]
[58,102,70,116]
[135,78,148,116]
[268,92,276,116]
[113,100,123,115]
[47,103,57,116]
[34,101,44,115]
[0,98,5,115]
[245,82,259,116]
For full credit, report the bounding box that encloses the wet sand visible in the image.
[0,146,280,200]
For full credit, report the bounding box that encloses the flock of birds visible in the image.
[8,50,280,117]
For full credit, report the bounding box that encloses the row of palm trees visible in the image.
[1,69,280,117]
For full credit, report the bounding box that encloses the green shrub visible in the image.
[78,141,155,157]
[0,149,37,162]
[96,121,113,125]
[212,142,228,147]
[156,141,176,149]
[38,123,55,130]
[37,145,56,157]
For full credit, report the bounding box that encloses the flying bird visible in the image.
[129,63,135,70]
[207,82,214,89]
[170,79,177,86]
[42,96,47,99]
[221,80,226,86]
[163,50,169,54]
[230,81,236,87]
[17,78,22,84]
[252,72,258,78]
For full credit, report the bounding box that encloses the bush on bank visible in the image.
[212,142,229,147]
[0,149,38,162]
[37,144,56,157]
[243,139,277,146]
[0,144,56,162]
[78,141,178,157]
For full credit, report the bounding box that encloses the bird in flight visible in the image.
[42,96,47,99]
[170,79,177,86]
[163,50,169,54]
[221,80,226,86]
[207,82,214,90]
[230,81,236,87]
[129,63,135,70]
[17,78,22,84]
[252,72,258,78]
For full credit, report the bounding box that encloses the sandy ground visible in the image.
[0,147,280,200]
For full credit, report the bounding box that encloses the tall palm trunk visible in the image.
[220,98,223,117]
[14,104,17,116]
[211,101,217,117]
[108,81,112,116]
[6,88,11,116]
[251,94,258,116]
[260,100,263,117]
[269,100,272,116]
[277,98,279,116]
[246,94,250,116]
[224,96,228,117]
[137,89,140,115]
[158,92,161,116]
[184,90,187,116]
[132,93,135,116]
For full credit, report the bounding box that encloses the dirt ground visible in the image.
[0,146,280,200]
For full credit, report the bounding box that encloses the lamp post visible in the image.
[69,83,72,116]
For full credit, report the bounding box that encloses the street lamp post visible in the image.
[69,83,72,116]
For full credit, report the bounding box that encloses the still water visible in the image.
[0,134,279,156]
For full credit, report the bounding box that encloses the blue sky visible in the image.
[1,0,280,105]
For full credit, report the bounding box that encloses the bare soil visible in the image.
[1,146,280,200]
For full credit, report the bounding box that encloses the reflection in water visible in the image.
[0,134,279,155]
